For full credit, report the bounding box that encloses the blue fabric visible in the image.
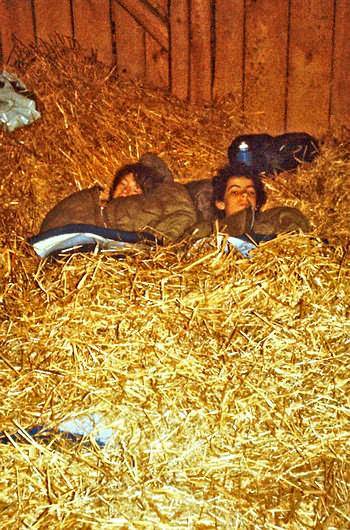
[28,223,158,245]
[225,233,276,257]
[28,224,159,258]
[0,416,111,448]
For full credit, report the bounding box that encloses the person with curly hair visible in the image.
[188,162,310,241]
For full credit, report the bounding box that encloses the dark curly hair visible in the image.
[109,163,164,201]
[212,162,267,216]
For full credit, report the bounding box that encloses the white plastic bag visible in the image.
[0,71,41,132]
[58,412,115,446]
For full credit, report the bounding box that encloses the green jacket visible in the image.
[40,182,197,243]
[189,206,310,239]
[104,181,197,242]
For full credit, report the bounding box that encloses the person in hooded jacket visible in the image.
[188,162,310,240]
[39,153,197,243]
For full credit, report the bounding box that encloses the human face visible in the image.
[215,176,257,217]
[113,173,142,198]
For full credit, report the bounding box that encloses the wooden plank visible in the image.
[0,0,35,64]
[244,0,289,134]
[0,1,5,66]
[287,0,334,135]
[112,1,145,80]
[331,0,350,130]
[169,0,190,100]
[73,0,113,65]
[34,0,73,42]
[148,0,169,17]
[190,0,212,103]
[114,0,168,49]
[213,0,244,101]
[145,33,169,89]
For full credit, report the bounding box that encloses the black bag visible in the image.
[269,132,319,172]
[228,132,319,175]
[228,133,274,174]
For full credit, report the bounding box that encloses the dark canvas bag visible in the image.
[228,133,274,173]
[270,132,319,172]
[228,132,319,175]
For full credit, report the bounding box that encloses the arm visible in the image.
[254,207,310,234]
[104,183,197,241]
[150,183,198,241]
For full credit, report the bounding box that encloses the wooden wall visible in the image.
[0,0,349,135]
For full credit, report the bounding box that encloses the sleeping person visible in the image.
[39,153,197,243]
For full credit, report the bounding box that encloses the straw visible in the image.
[0,39,349,529]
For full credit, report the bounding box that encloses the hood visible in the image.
[109,154,173,200]
[138,152,173,183]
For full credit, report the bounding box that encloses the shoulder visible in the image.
[255,206,310,233]
[158,181,194,199]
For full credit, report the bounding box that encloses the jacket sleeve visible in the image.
[254,207,310,234]
[104,182,197,242]
[221,206,310,236]
[103,194,158,233]
[151,183,197,241]
[186,208,254,239]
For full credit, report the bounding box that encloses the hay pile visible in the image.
[0,41,349,529]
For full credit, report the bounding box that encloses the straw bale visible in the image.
[0,40,349,529]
